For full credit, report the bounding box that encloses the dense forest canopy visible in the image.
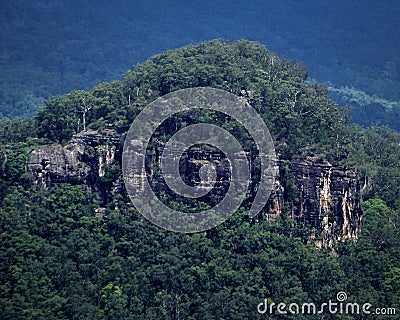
[0,0,399,130]
[1,40,399,319]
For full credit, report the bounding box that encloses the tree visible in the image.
[78,97,92,131]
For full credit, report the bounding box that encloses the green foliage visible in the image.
[337,199,400,317]
[360,199,400,253]
[346,127,400,209]
[1,39,399,319]
[31,39,347,157]
[1,1,399,127]
[329,86,400,132]
[3,191,398,319]
[35,90,90,143]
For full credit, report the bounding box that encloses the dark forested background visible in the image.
[0,0,399,129]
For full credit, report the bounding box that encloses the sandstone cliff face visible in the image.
[26,143,88,187]
[26,131,362,246]
[266,158,362,247]
[26,129,121,191]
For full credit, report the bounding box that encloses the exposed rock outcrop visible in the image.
[26,132,362,247]
[266,158,362,247]
[26,143,88,187]
[26,129,121,190]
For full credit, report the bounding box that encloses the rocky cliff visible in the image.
[26,129,122,203]
[26,130,362,247]
[266,158,362,247]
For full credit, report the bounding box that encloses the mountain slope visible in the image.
[1,40,399,319]
[1,0,399,124]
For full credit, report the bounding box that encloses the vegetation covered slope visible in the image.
[1,40,399,319]
[1,0,399,128]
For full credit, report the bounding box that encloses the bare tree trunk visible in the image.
[79,98,92,131]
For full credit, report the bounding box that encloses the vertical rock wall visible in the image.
[267,158,362,247]
[26,132,362,247]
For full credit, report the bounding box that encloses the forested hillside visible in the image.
[1,0,399,130]
[1,40,399,319]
